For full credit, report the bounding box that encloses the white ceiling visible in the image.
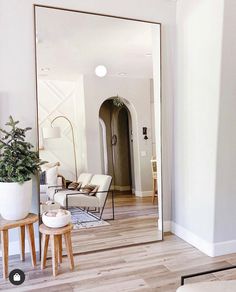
[36,7,159,80]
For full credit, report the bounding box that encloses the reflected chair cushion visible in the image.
[54,190,100,208]
[54,174,112,209]
[45,166,58,186]
[81,184,99,196]
[67,182,82,190]
[77,173,93,187]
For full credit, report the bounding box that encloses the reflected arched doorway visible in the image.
[99,98,134,193]
[99,118,108,175]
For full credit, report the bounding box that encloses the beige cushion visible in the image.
[54,190,100,208]
[77,173,93,187]
[67,182,82,190]
[40,162,60,188]
[45,166,58,185]
[90,175,112,207]
[177,280,236,292]
[81,184,99,195]
[54,174,112,208]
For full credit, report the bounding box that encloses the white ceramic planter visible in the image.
[0,180,32,220]
[42,210,71,228]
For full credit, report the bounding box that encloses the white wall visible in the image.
[38,78,86,180]
[172,0,224,255]
[0,0,175,251]
[214,0,236,244]
[0,1,40,246]
[83,76,154,195]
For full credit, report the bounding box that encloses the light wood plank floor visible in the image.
[70,192,161,254]
[103,192,158,220]
[1,235,236,291]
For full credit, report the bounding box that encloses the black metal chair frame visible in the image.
[47,179,114,222]
[64,187,114,221]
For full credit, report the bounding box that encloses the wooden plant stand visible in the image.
[0,213,38,279]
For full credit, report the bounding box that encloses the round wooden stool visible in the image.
[0,213,38,279]
[39,223,74,276]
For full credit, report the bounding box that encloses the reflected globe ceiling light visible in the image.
[118,72,127,76]
[95,65,107,77]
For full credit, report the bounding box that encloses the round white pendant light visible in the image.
[95,65,107,77]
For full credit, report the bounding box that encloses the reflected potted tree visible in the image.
[0,116,45,220]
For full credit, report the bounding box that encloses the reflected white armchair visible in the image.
[47,173,93,201]
[54,174,113,219]
[77,173,93,187]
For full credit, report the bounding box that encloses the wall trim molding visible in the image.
[171,221,214,257]
[163,220,172,232]
[171,221,236,257]
[213,239,236,256]
[111,185,131,191]
[135,190,153,197]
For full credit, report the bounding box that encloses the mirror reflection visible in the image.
[35,6,162,254]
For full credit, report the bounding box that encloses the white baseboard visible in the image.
[135,191,153,197]
[171,222,214,256]
[171,222,236,257]
[0,238,39,257]
[213,239,236,256]
[111,185,131,191]
[163,220,172,232]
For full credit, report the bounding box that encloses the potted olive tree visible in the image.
[0,116,44,220]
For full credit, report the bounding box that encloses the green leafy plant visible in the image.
[0,116,45,183]
[113,95,124,107]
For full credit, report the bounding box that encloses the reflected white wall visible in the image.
[38,77,87,180]
[83,76,157,196]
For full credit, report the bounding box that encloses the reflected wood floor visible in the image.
[1,235,236,291]
[71,192,161,254]
[103,191,158,220]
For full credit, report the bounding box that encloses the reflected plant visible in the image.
[113,95,124,107]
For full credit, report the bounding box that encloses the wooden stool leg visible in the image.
[64,231,74,270]
[26,223,36,267]
[58,235,62,264]
[41,234,49,270]
[51,235,58,277]
[1,230,8,279]
[19,226,25,261]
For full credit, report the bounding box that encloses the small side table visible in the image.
[0,213,38,279]
[39,223,74,277]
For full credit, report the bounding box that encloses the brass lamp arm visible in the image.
[51,116,78,181]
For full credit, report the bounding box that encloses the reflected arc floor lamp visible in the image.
[42,115,78,181]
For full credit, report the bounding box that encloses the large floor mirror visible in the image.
[34,5,163,255]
